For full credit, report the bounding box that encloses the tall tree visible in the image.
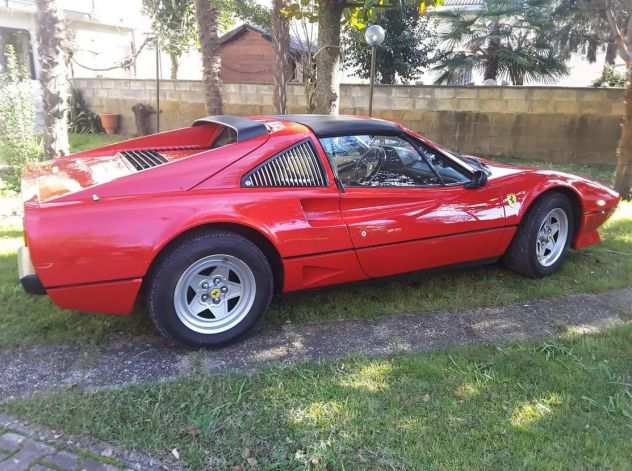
[36,0,69,158]
[143,0,264,80]
[602,0,632,199]
[142,0,198,80]
[343,6,437,84]
[272,0,291,113]
[233,0,273,28]
[194,0,223,114]
[286,0,443,114]
[554,0,631,197]
[551,0,628,66]
[433,0,568,85]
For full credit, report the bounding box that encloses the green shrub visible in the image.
[68,88,103,134]
[592,65,626,88]
[0,46,41,191]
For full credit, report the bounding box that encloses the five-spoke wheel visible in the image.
[535,208,569,267]
[147,231,273,347]
[504,192,575,278]
[174,255,257,335]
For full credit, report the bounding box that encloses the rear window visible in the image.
[211,127,237,149]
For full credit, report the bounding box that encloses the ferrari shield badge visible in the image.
[506,193,518,208]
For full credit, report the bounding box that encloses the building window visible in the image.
[0,27,36,79]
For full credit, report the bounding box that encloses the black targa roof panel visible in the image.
[278,114,404,138]
[192,115,268,142]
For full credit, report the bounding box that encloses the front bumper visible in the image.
[17,246,46,295]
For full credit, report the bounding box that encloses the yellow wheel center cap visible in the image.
[210,288,221,299]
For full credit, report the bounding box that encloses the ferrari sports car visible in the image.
[18,115,619,347]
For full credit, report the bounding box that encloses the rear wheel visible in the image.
[503,193,575,278]
[147,231,273,347]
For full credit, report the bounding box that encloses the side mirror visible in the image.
[464,169,488,189]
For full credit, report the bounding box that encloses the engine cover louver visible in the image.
[119,150,168,171]
[242,141,327,188]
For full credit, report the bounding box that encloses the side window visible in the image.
[418,143,470,184]
[319,135,441,187]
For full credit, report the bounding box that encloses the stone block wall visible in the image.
[72,78,624,164]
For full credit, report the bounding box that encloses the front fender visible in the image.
[498,170,619,250]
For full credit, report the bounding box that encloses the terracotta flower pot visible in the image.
[100,113,121,135]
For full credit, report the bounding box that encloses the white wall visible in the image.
[0,6,41,77]
[68,21,136,79]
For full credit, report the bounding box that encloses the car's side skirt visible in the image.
[282,250,367,292]
[282,226,517,292]
[354,226,517,278]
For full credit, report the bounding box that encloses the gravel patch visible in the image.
[1,288,630,402]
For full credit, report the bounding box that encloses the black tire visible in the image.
[147,231,273,348]
[503,192,575,278]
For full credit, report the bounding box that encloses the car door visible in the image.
[319,134,514,278]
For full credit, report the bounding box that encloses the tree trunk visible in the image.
[169,52,179,80]
[381,64,396,85]
[272,0,290,114]
[303,53,317,113]
[511,70,524,86]
[613,10,632,199]
[484,36,500,81]
[614,65,632,199]
[605,37,618,65]
[194,0,223,114]
[313,0,345,114]
[36,0,69,159]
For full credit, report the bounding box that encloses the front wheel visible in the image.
[503,193,575,278]
[147,231,273,347]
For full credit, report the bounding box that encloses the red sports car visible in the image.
[18,115,620,347]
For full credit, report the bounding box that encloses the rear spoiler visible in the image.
[192,115,268,143]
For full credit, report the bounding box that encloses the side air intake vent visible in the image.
[242,141,327,188]
[119,150,168,171]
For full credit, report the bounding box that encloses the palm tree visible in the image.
[272,0,290,114]
[194,0,223,114]
[433,0,568,85]
[36,0,70,158]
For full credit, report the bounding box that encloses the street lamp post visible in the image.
[365,25,385,117]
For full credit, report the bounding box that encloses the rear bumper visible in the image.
[17,246,46,295]
[18,245,139,314]
[47,278,142,315]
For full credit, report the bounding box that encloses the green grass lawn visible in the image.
[68,132,128,153]
[4,324,631,470]
[492,155,616,186]
[0,138,631,347]
[1,133,125,165]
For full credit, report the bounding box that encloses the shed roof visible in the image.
[218,23,310,55]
